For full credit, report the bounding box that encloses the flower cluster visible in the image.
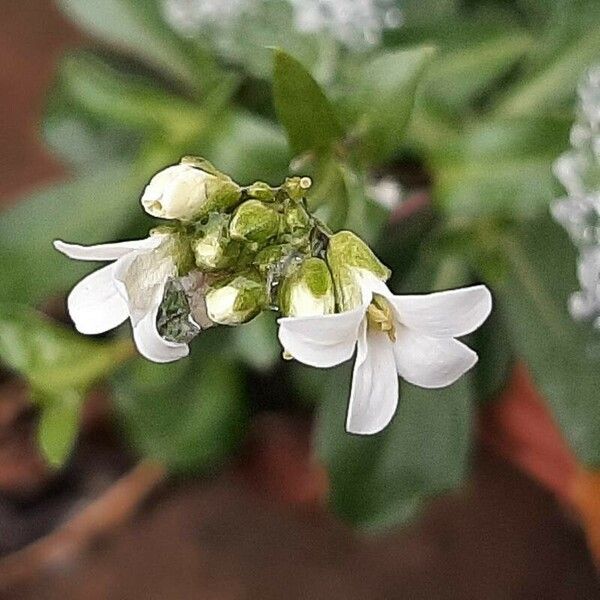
[163,0,402,50]
[552,66,600,324]
[55,158,491,434]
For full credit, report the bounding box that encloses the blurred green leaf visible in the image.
[273,49,343,156]
[497,215,600,466]
[316,366,473,529]
[206,110,291,185]
[37,389,82,467]
[495,25,600,117]
[0,304,132,392]
[56,0,219,94]
[113,331,248,474]
[434,116,570,219]
[471,302,513,405]
[423,33,531,115]
[43,52,238,171]
[343,45,436,164]
[0,165,150,303]
[56,53,222,140]
[0,304,132,466]
[233,312,280,372]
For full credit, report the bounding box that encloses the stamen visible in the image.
[366,295,396,342]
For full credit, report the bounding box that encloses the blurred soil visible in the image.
[1,2,599,598]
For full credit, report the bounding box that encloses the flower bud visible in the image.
[229,200,281,247]
[282,198,311,235]
[205,270,267,326]
[191,213,240,271]
[253,243,304,278]
[326,231,391,311]
[141,162,241,221]
[279,258,335,317]
[283,176,312,200]
[246,181,275,202]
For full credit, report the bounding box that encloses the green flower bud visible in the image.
[205,270,267,326]
[229,200,281,248]
[279,258,335,317]
[245,181,275,202]
[282,198,311,235]
[326,231,391,311]
[141,158,242,221]
[191,213,240,271]
[283,176,312,200]
[253,244,302,278]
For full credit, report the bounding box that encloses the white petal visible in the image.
[346,323,398,434]
[277,306,365,368]
[131,301,189,363]
[391,285,492,338]
[67,263,128,335]
[54,237,161,262]
[393,328,478,389]
[112,246,176,324]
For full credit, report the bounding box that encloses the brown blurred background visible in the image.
[0,2,599,598]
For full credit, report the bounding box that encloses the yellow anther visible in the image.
[366,295,396,342]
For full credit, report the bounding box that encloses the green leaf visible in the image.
[55,53,215,139]
[273,49,344,156]
[422,33,531,115]
[0,164,149,303]
[0,304,132,393]
[233,312,280,372]
[0,304,132,467]
[497,215,600,466]
[37,389,82,467]
[112,330,248,474]
[315,367,473,529]
[495,25,600,117]
[343,45,436,164]
[434,116,571,219]
[56,0,219,94]
[471,302,513,405]
[205,110,291,185]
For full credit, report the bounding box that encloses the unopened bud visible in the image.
[283,176,312,200]
[141,159,241,221]
[246,181,276,201]
[326,231,390,311]
[229,200,281,247]
[279,258,335,317]
[205,270,267,326]
[191,213,240,271]
[282,198,311,235]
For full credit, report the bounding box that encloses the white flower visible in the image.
[278,271,492,435]
[53,233,189,363]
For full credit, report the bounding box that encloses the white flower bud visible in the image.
[326,231,390,311]
[205,271,267,326]
[279,258,335,317]
[141,162,241,221]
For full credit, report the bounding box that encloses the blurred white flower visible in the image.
[163,0,402,50]
[278,270,491,434]
[368,176,403,211]
[162,0,255,35]
[570,247,600,322]
[289,0,402,48]
[552,66,600,325]
[54,234,189,363]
